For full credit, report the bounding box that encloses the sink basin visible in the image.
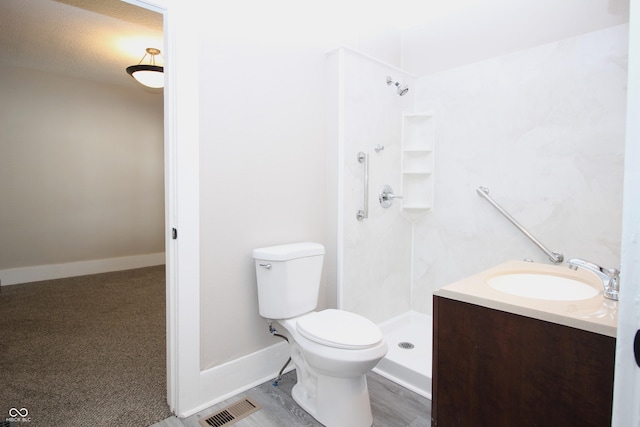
[487,273,599,301]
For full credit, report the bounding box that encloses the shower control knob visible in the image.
[379,185,402,208]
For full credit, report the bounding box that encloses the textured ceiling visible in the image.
[0,0,163,90]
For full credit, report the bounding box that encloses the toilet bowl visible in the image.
[281,309,387,376]
[253,242,387,427]
[277,310,387,427]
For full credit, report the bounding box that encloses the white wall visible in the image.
[0,63,165,284]
[412,24,628,314]
[197,37,329,370]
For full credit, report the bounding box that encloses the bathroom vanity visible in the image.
[431,260,617,427]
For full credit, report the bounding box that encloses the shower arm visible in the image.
[476,186,564,264]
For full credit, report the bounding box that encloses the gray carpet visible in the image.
[0,266,171,427]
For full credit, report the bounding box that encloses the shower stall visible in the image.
[324,21,628,402]
[326,47,434,398]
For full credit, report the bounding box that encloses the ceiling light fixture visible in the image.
[126,48,164,89]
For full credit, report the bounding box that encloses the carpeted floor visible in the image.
[0,266,172,427]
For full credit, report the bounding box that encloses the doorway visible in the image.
[3,0,171,422]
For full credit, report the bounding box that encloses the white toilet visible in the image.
[253,242,387,427]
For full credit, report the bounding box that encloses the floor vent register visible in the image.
[199,398,262,427]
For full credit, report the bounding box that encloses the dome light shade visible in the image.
[126,48,164,88]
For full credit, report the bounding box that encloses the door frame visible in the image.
[612,0,640,425]
[121,0,201,416]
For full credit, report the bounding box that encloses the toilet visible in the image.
[253,242,387,427]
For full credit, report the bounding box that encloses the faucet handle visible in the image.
[568,258,609,275]
[567,258,620,301]
[605,267,620,278]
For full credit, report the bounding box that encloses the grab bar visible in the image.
[356,152,368,221]
[477,186,564,264]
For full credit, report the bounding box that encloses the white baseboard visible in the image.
[0,253,166,286]
[180,341,292,418]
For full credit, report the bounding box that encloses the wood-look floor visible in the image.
[152,370,431,427]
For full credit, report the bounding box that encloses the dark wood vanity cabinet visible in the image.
[431,296,616,427]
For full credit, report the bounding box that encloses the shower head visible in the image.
[386,76,409,96]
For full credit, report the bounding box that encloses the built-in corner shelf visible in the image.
[401,112,435,220]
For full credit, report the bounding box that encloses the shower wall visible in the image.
[330,25,627,321]
[328,48,415,324]
[410,24,628,314]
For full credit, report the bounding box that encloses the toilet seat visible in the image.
[296,309,383,350]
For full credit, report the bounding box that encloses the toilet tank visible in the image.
[252,242,325,319]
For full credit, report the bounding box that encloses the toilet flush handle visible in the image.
[259,263,272,270]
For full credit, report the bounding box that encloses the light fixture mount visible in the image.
[126,47,164,89]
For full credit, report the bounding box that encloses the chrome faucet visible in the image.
[567,258,620,301]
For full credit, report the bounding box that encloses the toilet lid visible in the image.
[296,309,383,350]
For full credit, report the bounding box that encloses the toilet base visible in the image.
[292,371,373,427]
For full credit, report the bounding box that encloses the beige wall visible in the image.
[0,64,165,272]
[197,37,330,370]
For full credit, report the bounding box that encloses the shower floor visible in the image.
[373,311,432,399]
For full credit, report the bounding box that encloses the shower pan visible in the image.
[373,312,432,398]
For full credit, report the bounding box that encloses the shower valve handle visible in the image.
[379,185,402,208]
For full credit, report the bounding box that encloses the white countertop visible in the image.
[433,260,618,337]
